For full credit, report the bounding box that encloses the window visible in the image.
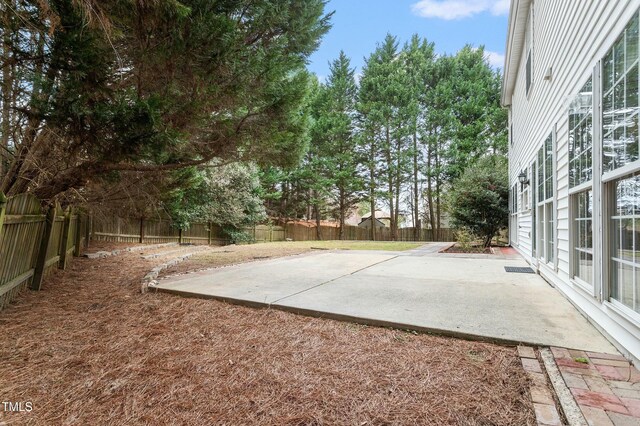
[520,167,530,211]
[603,13,639,173]
[531,160,537,256]
[610,175,640,313]
[510,183,518,245]
[569,77,594,288]
[573,191,593,286]
[537,134,554,264]
[604,11,640,314]
[569,78,594,188]
[522,187,530,211]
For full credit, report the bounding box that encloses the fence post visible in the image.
[208,222,213,245]
[139,217,145,243]
[58,207,72,270]
[0,192,7,244]
[73,213,82,257]
[32,205,56,291]
[178,228,183,245]
[85,214,92,249]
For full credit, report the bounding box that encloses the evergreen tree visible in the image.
[402,35,435,238]
[0,0,332,202]
[312,51,363,239]
[358,34,411,240]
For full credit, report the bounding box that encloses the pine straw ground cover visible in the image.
[1,250,536,425]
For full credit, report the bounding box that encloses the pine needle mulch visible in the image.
[0,252,536,425]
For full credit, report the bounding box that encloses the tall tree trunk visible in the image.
[385,124,395,241]
[314,194,322,240]
[369,136,376,241]
[0,2,13,180]
[426,134,436,233]
[339,188,345,240]
[393,136,401,241]
[436,171,441,241]
[412,131,420,241]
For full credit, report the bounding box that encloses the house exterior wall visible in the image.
[505,0,640,363]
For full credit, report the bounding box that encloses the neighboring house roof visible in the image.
[501,0,532,106]
[344,208,362,226]
[357,218,386,228]
[286,220,340,228]
[360,210,391,220]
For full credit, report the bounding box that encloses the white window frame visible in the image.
[537,133,555,266]
[568,77,595,295]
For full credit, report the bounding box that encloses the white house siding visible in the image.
[506,0,640,363]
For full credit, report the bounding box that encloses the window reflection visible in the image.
[611,175,640,312]
[603,13,640,173]
[569,78,593,188]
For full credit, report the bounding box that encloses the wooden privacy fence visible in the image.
[92,218,286,244]
[91,218,455,245]
[91,216,228,245]
[0,193,89,310]
[284,223,454,242]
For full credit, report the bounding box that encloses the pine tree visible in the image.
[358,34,412,240]
[312,51,363,239]
[0,0,332,201]
[402,35,435,238]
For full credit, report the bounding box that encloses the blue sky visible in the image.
[307,0,510,81]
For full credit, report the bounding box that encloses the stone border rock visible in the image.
[141,246,210,293]
[140,246,194,260]
[84,242,178,259]
[517,345,568,426]
[540,348,587,426]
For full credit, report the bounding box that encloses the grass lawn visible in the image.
[290,240,424,251]
[158,241,423,277]
[0,244,536,425]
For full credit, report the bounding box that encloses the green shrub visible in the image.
[223,227,254,244]
[455,228,478,250]
[448,155,509,247]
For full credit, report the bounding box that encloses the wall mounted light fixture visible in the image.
[518,170,530,189]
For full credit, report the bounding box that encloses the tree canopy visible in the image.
[447,155,509,247]
[0,0,332,201]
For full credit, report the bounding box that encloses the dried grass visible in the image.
[0,250,536,425]
[160,243,314,277]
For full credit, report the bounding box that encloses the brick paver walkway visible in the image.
[518,346,563,425]
[551,347,640,425]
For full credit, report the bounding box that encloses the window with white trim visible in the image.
[520,167,530,211]
[610,175,640,312]
[603,12,639,173]
[573,190,593,286]
[569,78,593,188]
[569,78,594,288]
[537,134,554,264]
[605,11,640,314]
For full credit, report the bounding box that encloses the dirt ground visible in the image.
[160,241,424,278]
[0,244,537,425]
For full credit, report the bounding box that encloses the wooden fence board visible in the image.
[0,193,87,310]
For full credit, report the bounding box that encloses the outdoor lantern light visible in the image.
[518,170,529,189]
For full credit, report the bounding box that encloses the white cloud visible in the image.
[490,0,510,15]
[484,50,505,69]
[411,0,510,20]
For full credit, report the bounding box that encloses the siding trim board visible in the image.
[504,1,640,363]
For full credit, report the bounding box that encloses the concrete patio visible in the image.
[155,243,617,353]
